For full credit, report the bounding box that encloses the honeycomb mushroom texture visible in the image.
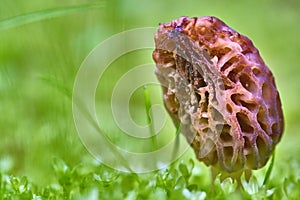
[152,16,284,173]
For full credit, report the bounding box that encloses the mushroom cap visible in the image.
[153,16,284,173]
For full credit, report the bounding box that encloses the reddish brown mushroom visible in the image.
[153,16,284,178]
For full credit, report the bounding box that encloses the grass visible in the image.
[0,0,300,199]
[0,3,105,30]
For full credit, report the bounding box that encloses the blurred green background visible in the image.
[0,0,300,186]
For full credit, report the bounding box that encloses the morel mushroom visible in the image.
[152,16,284,178]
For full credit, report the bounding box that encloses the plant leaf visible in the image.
[0,3,105,30]
[263,151,275,185]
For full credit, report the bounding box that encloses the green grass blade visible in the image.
[171,123,181,160]
[143,85,157,150]
[73,97,134,173]
[263,151,275,185]
[39,75,72,99]
[0,3,105,30]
